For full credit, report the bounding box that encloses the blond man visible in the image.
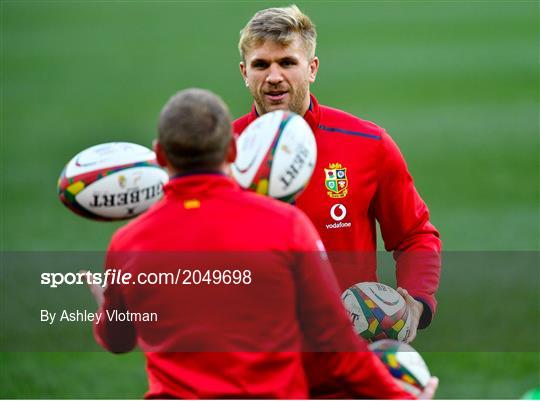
[234,5,441,398]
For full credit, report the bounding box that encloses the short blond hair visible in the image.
[238,5,317,60]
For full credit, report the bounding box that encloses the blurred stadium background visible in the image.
[1,1,538,398]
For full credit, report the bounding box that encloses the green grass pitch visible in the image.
[1,1,538,398]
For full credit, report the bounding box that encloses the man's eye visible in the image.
[281,60,296,67]
[253,62,268,69]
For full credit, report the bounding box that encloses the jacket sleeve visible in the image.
[373,130,441,328]
[290,210,414,399]
[93,241,137,353]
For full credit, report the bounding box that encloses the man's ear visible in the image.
[240,61,248,83]
[153,139,168,168]
[308,56,319,83]
[226,135,238,164]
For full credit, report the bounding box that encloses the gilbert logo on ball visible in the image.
[58,142,169,221]
[369,339,431,397]
[231,110,317,203]
[342,282,411,342]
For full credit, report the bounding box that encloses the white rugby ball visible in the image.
[231,110,317,203]
[342,282,411,342]
[369,339,431,396]
[58,142,169,220]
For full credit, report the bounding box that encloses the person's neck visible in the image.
[299,94,311,116]
[168,164,228,178]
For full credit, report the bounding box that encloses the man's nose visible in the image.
[266,64,283,85]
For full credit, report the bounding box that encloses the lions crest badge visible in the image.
[325,163,348,198]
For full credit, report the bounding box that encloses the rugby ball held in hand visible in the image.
[58,142,168,221]
[342,282,411,342]
[369,339,431,397]
[231,110,317,203]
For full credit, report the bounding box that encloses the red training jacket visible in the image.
[234,95,441,327]
[94,174,413,399]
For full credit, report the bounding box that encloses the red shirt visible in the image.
[234,95,441,327]
[94,174,412,399]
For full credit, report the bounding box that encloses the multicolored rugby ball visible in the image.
[342,282,411,342]
[369,339,431,397]
[58,142,169,221]
[231,110,317,203]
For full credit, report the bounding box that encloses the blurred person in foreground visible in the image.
[86,88,437,399]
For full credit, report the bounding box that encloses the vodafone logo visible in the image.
[326,203,352,230]
[330,204,347,221]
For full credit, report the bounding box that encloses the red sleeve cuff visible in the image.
[414,297,433,329]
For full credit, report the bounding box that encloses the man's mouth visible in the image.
[265,91,288,102]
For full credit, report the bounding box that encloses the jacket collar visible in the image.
[164,173,239,197]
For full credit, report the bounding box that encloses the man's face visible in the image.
[240,35,319,116]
